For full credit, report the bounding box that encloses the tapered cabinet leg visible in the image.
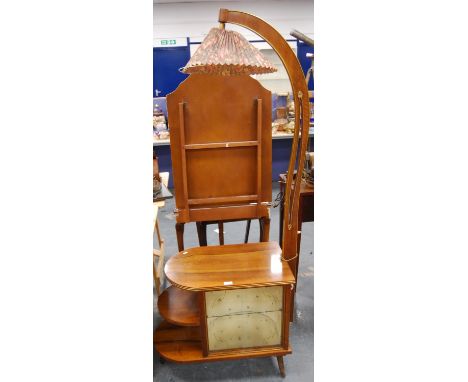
[277,356,286,378]
[175,223,185,251]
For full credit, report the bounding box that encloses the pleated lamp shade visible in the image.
[182,27,277,76]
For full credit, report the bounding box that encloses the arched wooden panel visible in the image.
[167,74,272,223]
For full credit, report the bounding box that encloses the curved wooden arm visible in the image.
[219,9,310,274]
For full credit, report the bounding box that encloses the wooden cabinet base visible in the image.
[154,322,292,377]
[155,242,295,377]
[154,301,292,376]
[155,340,291,364]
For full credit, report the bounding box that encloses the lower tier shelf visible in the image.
[156,341,291,364]
[157,286,199,326]
[153,320,200,344]
[154,320,291,364]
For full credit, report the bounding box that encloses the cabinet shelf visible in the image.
[156,341,291,363]
[153,320,200,344]
[158,286,200,326]
[154,241,295,373]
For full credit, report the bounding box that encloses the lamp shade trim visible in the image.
[182,27,277,76]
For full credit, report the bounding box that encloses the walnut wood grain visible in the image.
[188,195,258,206]
[157,286,200,326]
[155,340,292,364]
[164,241,295,292]
[186,204,269,223]
[167,74,272,226]
[184,141,258,150]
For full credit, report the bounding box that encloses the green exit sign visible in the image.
[161,39,176,45]
[154,38,187,48]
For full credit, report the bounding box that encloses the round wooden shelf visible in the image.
[154,320,200,345]
[157,286,200,326]
[156,339,291,364]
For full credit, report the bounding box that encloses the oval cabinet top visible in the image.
[165,241,295,291]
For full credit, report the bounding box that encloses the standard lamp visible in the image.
[183,9,310,286]
[154,10,312,377]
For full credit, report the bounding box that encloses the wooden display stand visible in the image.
[154,241,294,377]
[155,8,310,378]
[167,73,272,251]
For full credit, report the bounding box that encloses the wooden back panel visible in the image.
[167,74,272,223]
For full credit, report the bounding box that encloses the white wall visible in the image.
[154,0,314,42]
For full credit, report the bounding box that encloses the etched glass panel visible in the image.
[207,311,282,351]
[205,286,283,317]
[205,287,283,352]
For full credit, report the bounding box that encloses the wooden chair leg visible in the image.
[175,223,185,251]
[277,356,286,378]
[244,219,251,243]
[202,222,208,245]
[153,258,159,296]
[218,222,224,245]
[155,219,163,248]
[196,222,208,246]
[259,219,263,242]
[260,216,270,242]
[153,249,163,297]
[196,222,203,246]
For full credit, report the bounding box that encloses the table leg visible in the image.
[175,222,185,251]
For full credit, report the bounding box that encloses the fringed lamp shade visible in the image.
[182,27,277,76]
